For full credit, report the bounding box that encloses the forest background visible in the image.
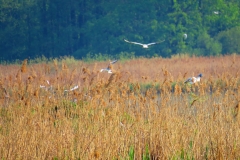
[1,0,240,61]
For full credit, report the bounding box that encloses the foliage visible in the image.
[216,26,240,54]
[142,145,151,160]
[193,31,222,56]
[1,1,240,61]
[128,146,135,160]
[82,52,136,63]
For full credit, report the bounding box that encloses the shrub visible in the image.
[216,26,240,54]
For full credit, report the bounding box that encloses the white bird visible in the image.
[184,74,202,84]
[40,80,54,99]
[213,11,219,14]
[40,85,46,88]
[100,60,118,73]
[64,85,79,92]
[40,80,52,91]
[183,33,187,40]
[124,39,165,48]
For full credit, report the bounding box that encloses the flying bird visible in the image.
[213,11,219,14]
[124,39,165,48]
[184,73,202,84]
[40,80,52,91]
[40,80,50,88]
[100,60,118,73]
[64,85,79,92]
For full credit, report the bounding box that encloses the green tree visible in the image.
[216,26,240,54]
[193,31,222,56]
[1,0,240,61]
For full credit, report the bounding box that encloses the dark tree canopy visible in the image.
[0,0,240,61]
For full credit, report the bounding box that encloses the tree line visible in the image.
[1,0,240,61]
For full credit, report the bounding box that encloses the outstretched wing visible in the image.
[124,39,144,46]
[106,60,118,69]
[110,60,118,64]
[100,68,108,72]
[184,77,192,83]
[64,85,79,92]
[70,85,79,91]
[147,40,165,46]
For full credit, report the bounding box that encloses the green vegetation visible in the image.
[83,52,136,63]
[128,146,135,160]
[1,0,240,61]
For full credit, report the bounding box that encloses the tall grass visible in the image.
[0,55,240,159]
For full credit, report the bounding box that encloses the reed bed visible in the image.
[0,55,240,159]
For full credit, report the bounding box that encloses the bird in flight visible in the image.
[40,80,52,91]
[184,73,202,84]
[100,60,118,73]
[124,39,165,48]
[64,85,79,92]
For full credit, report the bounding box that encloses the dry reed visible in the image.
[0,55,240,159]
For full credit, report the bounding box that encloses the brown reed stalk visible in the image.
[199,82,205,96]
[106,72,119,88]
[21,59,28,73]
[183,72,188,79]
[233,102,240,119]
[70,68,77,82]
[30,67,37,79]
[92,63,98,73]
[231,53,236,67]
[174,83,182,96]
[82,67,90,75]
[82,76,88,83]
[44,64,50,74]
[33,89,39,97]
[16,69,22,82]
[89,75,97,86]
[190,99,198,107]
[27,76,33,83]
[0,85,10,106]
[62,61,68,70]
[53,59,58,72]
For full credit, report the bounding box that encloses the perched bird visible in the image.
[100,60,118,73]
[124,39,165,48]
[184,74,202,84]
[183,33,187,40]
